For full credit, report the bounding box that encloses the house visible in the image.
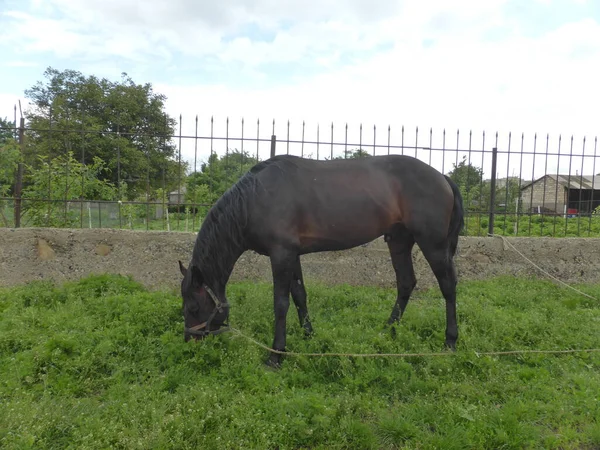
[520,174,600,215]
[168,186,187,206]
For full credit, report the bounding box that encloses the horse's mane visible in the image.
[190,158,279,284]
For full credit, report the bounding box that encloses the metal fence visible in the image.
[1,115,599,237]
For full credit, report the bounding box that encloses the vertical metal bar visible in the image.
[387,125,391,155]
[194,115,198,174]
[14,117,25,228]
[146,141,150,231]
[330,122,334,160]
[241,118,245,176]
[372,124,376,156]
[540,134,550,235]
[564,136,574,236]
[578,137,586,235]
[256,118,260,162]
[117,119,122,229]
[177,114,182,231]
[588,137,598,236]
[552,135,561,235]
[192,114,198,231]
[488,147,498,236]
[162,166,166,230]
[316,123,320,160]
[64,124,70,226]
[415,126,418,159]
[478,131,486,235]
[515,133,525,236]
[80,110,86,228]
[465,130,473,235]
[441,128,446,172]
[301,121,305,159]
[344,123,348,158]
[225,117,230,186]
[270,134,276,158]
[401,125,404,156]
[210,116,214,197]
[286,120,290,155]
[527,133,537,236]
[47,108,53,227]
[503,132,512,234]
[428,128,433,166]
[455,129,460,178]
[359,123,363,157]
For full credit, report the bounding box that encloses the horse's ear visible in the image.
[178,260,187,277]
[190,265,204,287]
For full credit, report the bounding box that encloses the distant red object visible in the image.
[567,208,578,215]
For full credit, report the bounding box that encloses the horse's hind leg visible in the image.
[290,256,313,337]
[386,227,416,325]
[417,240,459,350]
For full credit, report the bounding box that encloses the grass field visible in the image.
[1,275,599,449]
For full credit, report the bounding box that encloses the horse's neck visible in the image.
[193,230,245,289]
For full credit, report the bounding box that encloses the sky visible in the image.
[1,0,599,179]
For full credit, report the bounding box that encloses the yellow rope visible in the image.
[230,328,600,359]
[489,233,598,301]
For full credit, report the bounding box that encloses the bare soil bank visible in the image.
[1,228,598,291]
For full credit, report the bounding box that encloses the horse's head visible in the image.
[178,261,230,341]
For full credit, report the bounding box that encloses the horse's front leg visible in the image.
[267,248,296,368]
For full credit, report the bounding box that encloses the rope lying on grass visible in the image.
[488,233,598,302]
[230,328,600,359]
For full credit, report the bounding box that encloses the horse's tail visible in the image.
[444,175,465,257]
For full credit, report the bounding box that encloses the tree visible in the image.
[0,117,15,143]
[333,148,372,159]
[447,156,484,210]
[23,67,182,199]
[21,152,118,227]
[185,149,260,205]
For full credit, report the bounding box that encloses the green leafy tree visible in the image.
[22,152,118,227]
[333,148,372,159]
[447,156,485,211]
[23,67,182,199]
[0,116,15,143]
[186,149,260,204]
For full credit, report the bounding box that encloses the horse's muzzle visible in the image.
[184,322,231,341]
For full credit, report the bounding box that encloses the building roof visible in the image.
[521,174,600,191]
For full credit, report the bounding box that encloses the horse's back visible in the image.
[246,154,454,253]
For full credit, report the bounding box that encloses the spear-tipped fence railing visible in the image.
[1,116,598,237]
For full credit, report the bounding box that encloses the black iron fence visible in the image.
[1,116,599,237]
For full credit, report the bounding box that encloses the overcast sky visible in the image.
[1,0,599,177]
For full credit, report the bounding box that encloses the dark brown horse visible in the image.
[178,154,464,367]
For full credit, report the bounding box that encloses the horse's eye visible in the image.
[186,302,199,314]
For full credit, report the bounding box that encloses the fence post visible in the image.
[488,146,498,236]
[270,135,276,159]
[14,118,25,228]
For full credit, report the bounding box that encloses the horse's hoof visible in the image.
[390,325,397,339]
[445,341,457,352]
[265,353,283,369]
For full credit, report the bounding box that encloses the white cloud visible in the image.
[1,0,599,180]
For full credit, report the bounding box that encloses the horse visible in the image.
[178,153,464,367]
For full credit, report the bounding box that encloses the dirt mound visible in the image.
[1,228,599,291]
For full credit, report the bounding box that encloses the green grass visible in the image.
[1,275,600,449]
[465,213,600,237]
